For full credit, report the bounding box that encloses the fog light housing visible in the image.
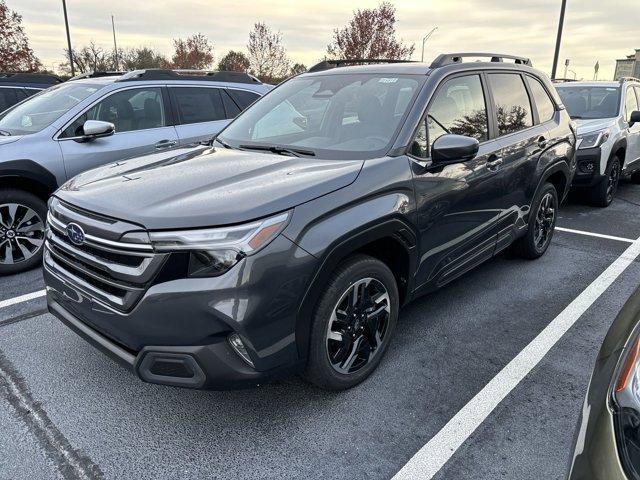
[579,161,596,174]
[228,333,254,367]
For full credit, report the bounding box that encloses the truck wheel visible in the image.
[0,189,47,276]
[589,156,621,207]
[303,254,399,390]
[511,182,558,260]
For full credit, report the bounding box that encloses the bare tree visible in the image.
[218,50,250,72]
[327,2,414,60]
[120,47,167,70]
[169,33,214,69]
[290,63,307,76]
[61,42,112,75]
[0,0,41,71]
[247,22,290,83]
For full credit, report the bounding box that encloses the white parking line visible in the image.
[393,234,640,480]
[0,290,46,310]
[556,226,635,244]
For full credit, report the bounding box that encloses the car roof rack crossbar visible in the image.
[308,58,415,73]
[69,71,125,81]
[618,76,640,84]
[430,53,532,68]
[0,72,63,84]
[116,69,262,84]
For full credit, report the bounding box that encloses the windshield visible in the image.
[219,73,423,159]
[0,82,101,135]
[556,85,620,119]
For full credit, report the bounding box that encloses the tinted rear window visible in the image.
[171,87,226,124]
[227,89,260,109]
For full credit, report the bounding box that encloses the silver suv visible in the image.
[0,69,271,274]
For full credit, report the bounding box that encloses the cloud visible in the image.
[13,0,640,78]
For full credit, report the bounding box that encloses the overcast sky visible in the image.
[13,0,640,79]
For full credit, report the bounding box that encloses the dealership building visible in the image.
[615,49,640,79]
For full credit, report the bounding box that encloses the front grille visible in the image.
[44,200,168,311]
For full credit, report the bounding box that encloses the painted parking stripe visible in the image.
[0,290,46,310]
[556,226,635,244]
[393,234,640,480]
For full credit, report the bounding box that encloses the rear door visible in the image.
[169,86,237,145]
[57,86,179,179]
[625,86,640,167]
[487,72,549,250]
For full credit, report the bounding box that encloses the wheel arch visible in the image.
[0,160,58,202]
[610,137,627,168]
[536,161,570,202]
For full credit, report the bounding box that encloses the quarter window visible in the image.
[227,89,260,110]
[489,74,534,136]
[625,87,639,122]
[526,77,555,123]
[171,87,227,124]
[61,87,165,138]
[419,74,488,157]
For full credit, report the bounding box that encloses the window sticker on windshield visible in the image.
[606,88,617,91]
[379,78,398,83]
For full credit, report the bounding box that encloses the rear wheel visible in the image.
[511,182,558,259]
[589,156,621,207]
[304,255,399,390]
[0,189,47,276]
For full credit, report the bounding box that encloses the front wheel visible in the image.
[303,255,399,390]
[511,182,558,260]
[0,189,47,276]
[589,156,621,207]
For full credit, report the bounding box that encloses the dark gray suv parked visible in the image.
[43,54,577,390]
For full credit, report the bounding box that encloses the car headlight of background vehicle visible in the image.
[577,129,610,150]
[148,212,290,277]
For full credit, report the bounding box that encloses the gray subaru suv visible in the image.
[0,69,271,274]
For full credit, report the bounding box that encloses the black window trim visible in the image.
[523,74,559,126]
[55,84,169,141]
[406,70,494,162]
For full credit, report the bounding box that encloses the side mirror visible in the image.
[630,111,640,127]
[81,120,115,141]
[431,134,479,165]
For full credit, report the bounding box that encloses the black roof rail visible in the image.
[308,58,415,73]
[552,78,579,83]
[430,53,532,68]
[0,72,63,84]
[69,71,125,81]
[116,69,262,84]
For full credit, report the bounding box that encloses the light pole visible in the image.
[551,0,567,80]
[62,0,74,76]
[111,15,118,70]
[568,69,577,80]
[421,27,438,62]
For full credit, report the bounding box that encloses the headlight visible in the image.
[149,212,290,277]
[577,129,610,149]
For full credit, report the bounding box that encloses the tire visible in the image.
[589,156,621,207]
[0,188,47,276]
[511,182,558,260]
[303,254,399,390]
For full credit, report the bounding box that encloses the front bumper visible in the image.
[571,146,604,187]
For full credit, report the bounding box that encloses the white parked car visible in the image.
[555,78,640,207]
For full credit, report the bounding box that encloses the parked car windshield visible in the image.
[556,85,621,119]
[0,82,101,136]
[219,73,423,160]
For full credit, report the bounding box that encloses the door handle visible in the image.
[155,140,177,150]
[538,136,548,148]
[486,155,503,170]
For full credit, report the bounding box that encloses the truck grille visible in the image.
[44,199,168,311]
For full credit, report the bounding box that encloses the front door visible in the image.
[57,86,179,179]
[410,73,508,289]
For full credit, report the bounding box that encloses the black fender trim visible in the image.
[0,159,58,195]
[535,160,571,203]
[609,137,628,167]
[293,217,418,360]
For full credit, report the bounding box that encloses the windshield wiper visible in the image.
[211,136,232,149]
[0,130,11,136]
[239,144,316,157]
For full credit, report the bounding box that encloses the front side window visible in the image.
[61,87,165,138]
[172,87,226,125]
[625,87,639,122]
[219,74,423,160]
[425,75,488,153]
[0,82,100,136]
[489,73,533,136]
[556,85,621,119]
[527,77,556,123]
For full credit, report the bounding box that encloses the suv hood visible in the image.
[56,146,364,229]
[574,118,617,135]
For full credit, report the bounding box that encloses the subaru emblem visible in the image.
[66,223,85,246]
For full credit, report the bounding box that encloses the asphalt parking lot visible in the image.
[1,183,640,480]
